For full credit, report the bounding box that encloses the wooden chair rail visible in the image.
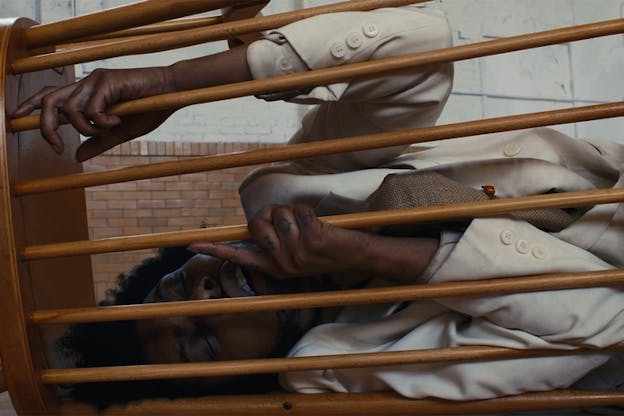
[11,0,429,74]
[30,268,624,325]
[12,101,624,197]
[10,18,624,128]
[41,342,624,384]
[20,187,624,260]
[59,16,224,46]
[23,0,239,49]
[57,390,624,416]
[0,363,6,393]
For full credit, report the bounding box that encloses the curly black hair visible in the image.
[56,246,299,408]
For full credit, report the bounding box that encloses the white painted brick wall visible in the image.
[2,0,623,143]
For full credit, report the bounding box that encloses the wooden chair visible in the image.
[1,1,624,414]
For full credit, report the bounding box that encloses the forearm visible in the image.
[166,44,252,92]
[341,232,440,286]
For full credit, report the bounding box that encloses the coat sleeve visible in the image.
[244,6,453,172]
[427,217,624,347]
[280,217,624,399]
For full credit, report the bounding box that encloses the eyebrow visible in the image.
[173,326,191,363]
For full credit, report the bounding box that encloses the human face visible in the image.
[136,254,311,365]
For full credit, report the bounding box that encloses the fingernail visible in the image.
[52,144,63,155]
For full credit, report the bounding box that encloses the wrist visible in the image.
[162,65,179,93]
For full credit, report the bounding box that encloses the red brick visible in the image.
[108,218,138,227]
[165,182,194,191]
[107,182,137,192]
[136,181,165,191]
[152,191,180,200]
[138,199,166,209]
[122,226,153,235]
[167,217,198,227]
[181,208,208,217]
[222,199,242,208]
[108,200,137,210]
[91,227,123,239]
[194,199,221,208]
[88,218,109,227]
[91,209,123,218]
[86,200,107,210]
[154,208,181,217]
[169,199,195,209]
[123,191,151,200]
[180,190,208,200]
[122,209,153,218]
[92,191,123,200]
[222,216,246,226]
[138,217,168,227]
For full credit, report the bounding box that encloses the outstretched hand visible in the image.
[11,67,176,161]
[189,204,373,279]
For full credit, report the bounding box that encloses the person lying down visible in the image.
[13,3,624,410]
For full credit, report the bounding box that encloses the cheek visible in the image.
[209,312,280,360]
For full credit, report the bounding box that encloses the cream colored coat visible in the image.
[243,6,624,400]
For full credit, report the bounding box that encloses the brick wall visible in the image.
[84,141,278,302]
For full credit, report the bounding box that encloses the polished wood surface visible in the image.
[58,16,223,46]
[30,268,624,324]
[40,342,624,383]
[11,0,430,74]
[24,0,237,49]
[10,18,624,130]
[0,17,95,415]
[58,391,624,415]
[0,363,6,393]
[12,101,624,196]
[0,17,60,415]
[19,186,624,260]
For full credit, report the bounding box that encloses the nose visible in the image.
[195,275,224,300]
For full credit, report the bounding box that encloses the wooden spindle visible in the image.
[56,391,624,415]
[24,0,240,49]
[10,18,624,128]
[41,343,624,383]
[62,16,223,44]
[12,0,433,73]
[12,102,624,196]
[29,268,624,324]
[19,188,624,260]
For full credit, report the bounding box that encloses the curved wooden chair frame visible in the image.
[1,1,624,414]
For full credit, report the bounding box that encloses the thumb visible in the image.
[75,132,129,162]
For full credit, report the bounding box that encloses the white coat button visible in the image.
[278,57,293,72]
[504,142,522,157]
[363,23,379,38]
[323,369,337,381]
[500,230,514,245]
[515,239,530,254]
[532,245,548,259]
[346,32,363,49]
[330,42,347,58]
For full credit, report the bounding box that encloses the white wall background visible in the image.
[1,0,623,143]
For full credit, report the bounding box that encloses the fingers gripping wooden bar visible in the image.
[21,188,624,260]
[39,343,624,383]
[10,18,624,128]
[29,269,624,324]
[12,102,624,196]
[11,0,430,74]
[23,0,240,49]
